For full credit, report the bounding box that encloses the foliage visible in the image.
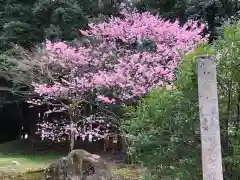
[181,21,240,179]
[123,21,240,179]
[211,21,240,179]
[0,0,239,53]
[33,5,206,101]
[0,0,121,52]
[0,0,43,51]
[30,5,206,142]
[0,45,54,105]
[132,0,240,40]
[0,54,20,104]
[32,0,88,41]
[123,47,202,179]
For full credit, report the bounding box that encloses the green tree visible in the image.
[32,0,88,41]
[123,21,240,179]
[0,0,43,51]
[0,0,121,52]
[132,0,240,41]
[123,47,202,179]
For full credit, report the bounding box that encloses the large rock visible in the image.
[44,149,112,180]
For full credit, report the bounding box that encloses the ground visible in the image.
[0,140,141,180]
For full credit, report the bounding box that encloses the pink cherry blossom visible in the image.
[97,95,116,104]
[31,4,208,141]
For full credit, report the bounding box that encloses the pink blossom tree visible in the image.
[31,4,208,145]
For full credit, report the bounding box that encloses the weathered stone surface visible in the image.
[44,149,112,180]
[44,156,74,180]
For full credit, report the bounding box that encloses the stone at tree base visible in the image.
[44,149,112,180]
[44,156,74,180]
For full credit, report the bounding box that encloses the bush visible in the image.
[123,21,240,179]
[124,89,201,180]
[123,48,202,179]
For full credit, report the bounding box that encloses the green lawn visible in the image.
[0,140,65,179]
[0,153,140,180]
[0,140,141,180]
[0,152,61,180]
[0,154,61,173]
[0,140,64,174]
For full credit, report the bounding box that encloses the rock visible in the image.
[44,149,112,180]
[44,156,72,180]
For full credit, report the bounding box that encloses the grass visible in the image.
[0,140,67,179]
[0,154,61,173]
[112,167,141,180]
[0,154,141,180]
[0,152,61,180]
[0,140,142,180]
[0,153,59,180]
[0,171,43,180]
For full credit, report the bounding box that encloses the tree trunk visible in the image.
[69,116,75,152]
